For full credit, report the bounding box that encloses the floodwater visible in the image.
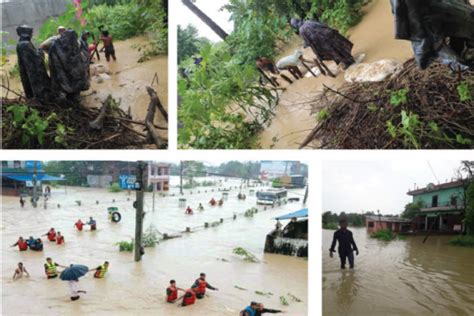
[259,0,413,149]
[323,228,474,316]
[1,36,168,141]
[1,177,308,315]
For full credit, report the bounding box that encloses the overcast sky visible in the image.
[322,160,463,215]
[177,0,233,42]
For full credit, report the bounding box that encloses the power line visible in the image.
[427,161,440,183]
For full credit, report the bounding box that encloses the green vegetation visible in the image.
[233,247,260,262]
[117,240,133,252]
[287,292,302,302]
[178,25,210,64]
[323,223,338,230]
[280,295,289,306]
[457,81,472,102]
[390,88,409,107]
[234,285,247,291]
[37,0,167,60]
[449,235,474,248]
[142,224,161,247]
[401,200,424,219]
[255,290,273,297]
[370,229,396,241]
[465,180,474,235]
[108,182,122,192]
[244,207,259,217]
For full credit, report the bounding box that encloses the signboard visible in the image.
[119,174,137,190]
[25,161,42,170]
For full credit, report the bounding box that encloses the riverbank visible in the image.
[323,227,474,315]
[2,177,307,315]
[259,0,413,149]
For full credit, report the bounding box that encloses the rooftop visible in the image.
[365,215,411,223]
[407,179,464,196]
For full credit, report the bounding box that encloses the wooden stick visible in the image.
[301,60,317,77]
[145,87,167,148]
[89,101,108,130]
[146,86,168,123]
[257,68,278,88]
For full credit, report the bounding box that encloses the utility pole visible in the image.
[134,161,145,262]
[180,161,184,195]
[32,161,38,208]
[303,184,308,205]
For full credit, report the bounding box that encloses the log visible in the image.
[145,86,167,148]
[146,86,168,122]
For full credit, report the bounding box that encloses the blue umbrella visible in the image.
[60,264,89,281]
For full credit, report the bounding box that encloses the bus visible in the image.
[256,188,288,204]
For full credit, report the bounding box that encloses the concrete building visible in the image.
[365,215,411,233]
[147,162,170,192]
[407,180,465,233]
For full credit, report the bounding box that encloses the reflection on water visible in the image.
[2,177,307,315]
[323,228,474,316]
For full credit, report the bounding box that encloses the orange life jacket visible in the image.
[56,235,64,245]
[167,286,178,302]
[182,290,196,306]
[195,279,207,295]
[75,221,84,231]
[47,231,56,241]
[17,240,28,251]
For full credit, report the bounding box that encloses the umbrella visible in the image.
[60,265,89,281]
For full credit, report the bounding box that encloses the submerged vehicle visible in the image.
[256,188,287,204]
[264,208,308,258]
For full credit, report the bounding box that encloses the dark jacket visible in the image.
[330,229,358,255]
[256,308,283,315]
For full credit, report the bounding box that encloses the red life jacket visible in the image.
[56,235,64,245]
[47,231,56,241]
[196,279,207,295]
[167,286,178,302]
[18,240,28,251]
[182,290,196,306]
[75,221,84,231]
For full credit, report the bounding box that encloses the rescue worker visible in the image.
[39,26,66,53]
[32,238,43,251]
[209,198,216,206]
[240,302,259,316]
[11,237,28,251]
[166,280,185,303]
[26,236,36,249]
[56,232,65,245]
[218,198,224,206]
[87,217,97,230]
[185,206,193,215]
[92,261,109,278]
[191,273,218,299]
[256,303,285,315]
[329,219,359,269]
[20,196,25,208]
[198,203,205,211]
[44,257,65,279]
[181,289,197,307]
[75,219,84,231]
[13,262,30,280]
[42,228,57,242]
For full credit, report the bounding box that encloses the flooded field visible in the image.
[2,177,307,315]
[259,0,413,149]
[323,228,474,316]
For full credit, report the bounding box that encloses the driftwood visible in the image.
[145,86,167,148]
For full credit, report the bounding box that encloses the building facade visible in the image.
[365,215,411,233]
[407,180,465,233]
[147,163,170,192]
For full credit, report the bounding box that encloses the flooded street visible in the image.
[2,177,307,315]
[323,228,474,316]
[259,0,413,149]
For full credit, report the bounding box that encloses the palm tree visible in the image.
[181,0,229,40]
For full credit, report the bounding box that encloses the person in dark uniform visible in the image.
[329,219,359,269]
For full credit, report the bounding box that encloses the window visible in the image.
[368,222,374,228]
[432,195,438,207]
[451,196,457,207]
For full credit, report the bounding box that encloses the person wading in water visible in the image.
[329,219,359,269]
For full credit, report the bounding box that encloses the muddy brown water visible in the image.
[323,228,474,316]
[1,177,307,315]
[259,0,413,149]
[1,36,168,142]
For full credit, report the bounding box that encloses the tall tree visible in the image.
[182,0,229,40]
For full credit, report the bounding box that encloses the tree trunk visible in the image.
[182,0,229,40]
